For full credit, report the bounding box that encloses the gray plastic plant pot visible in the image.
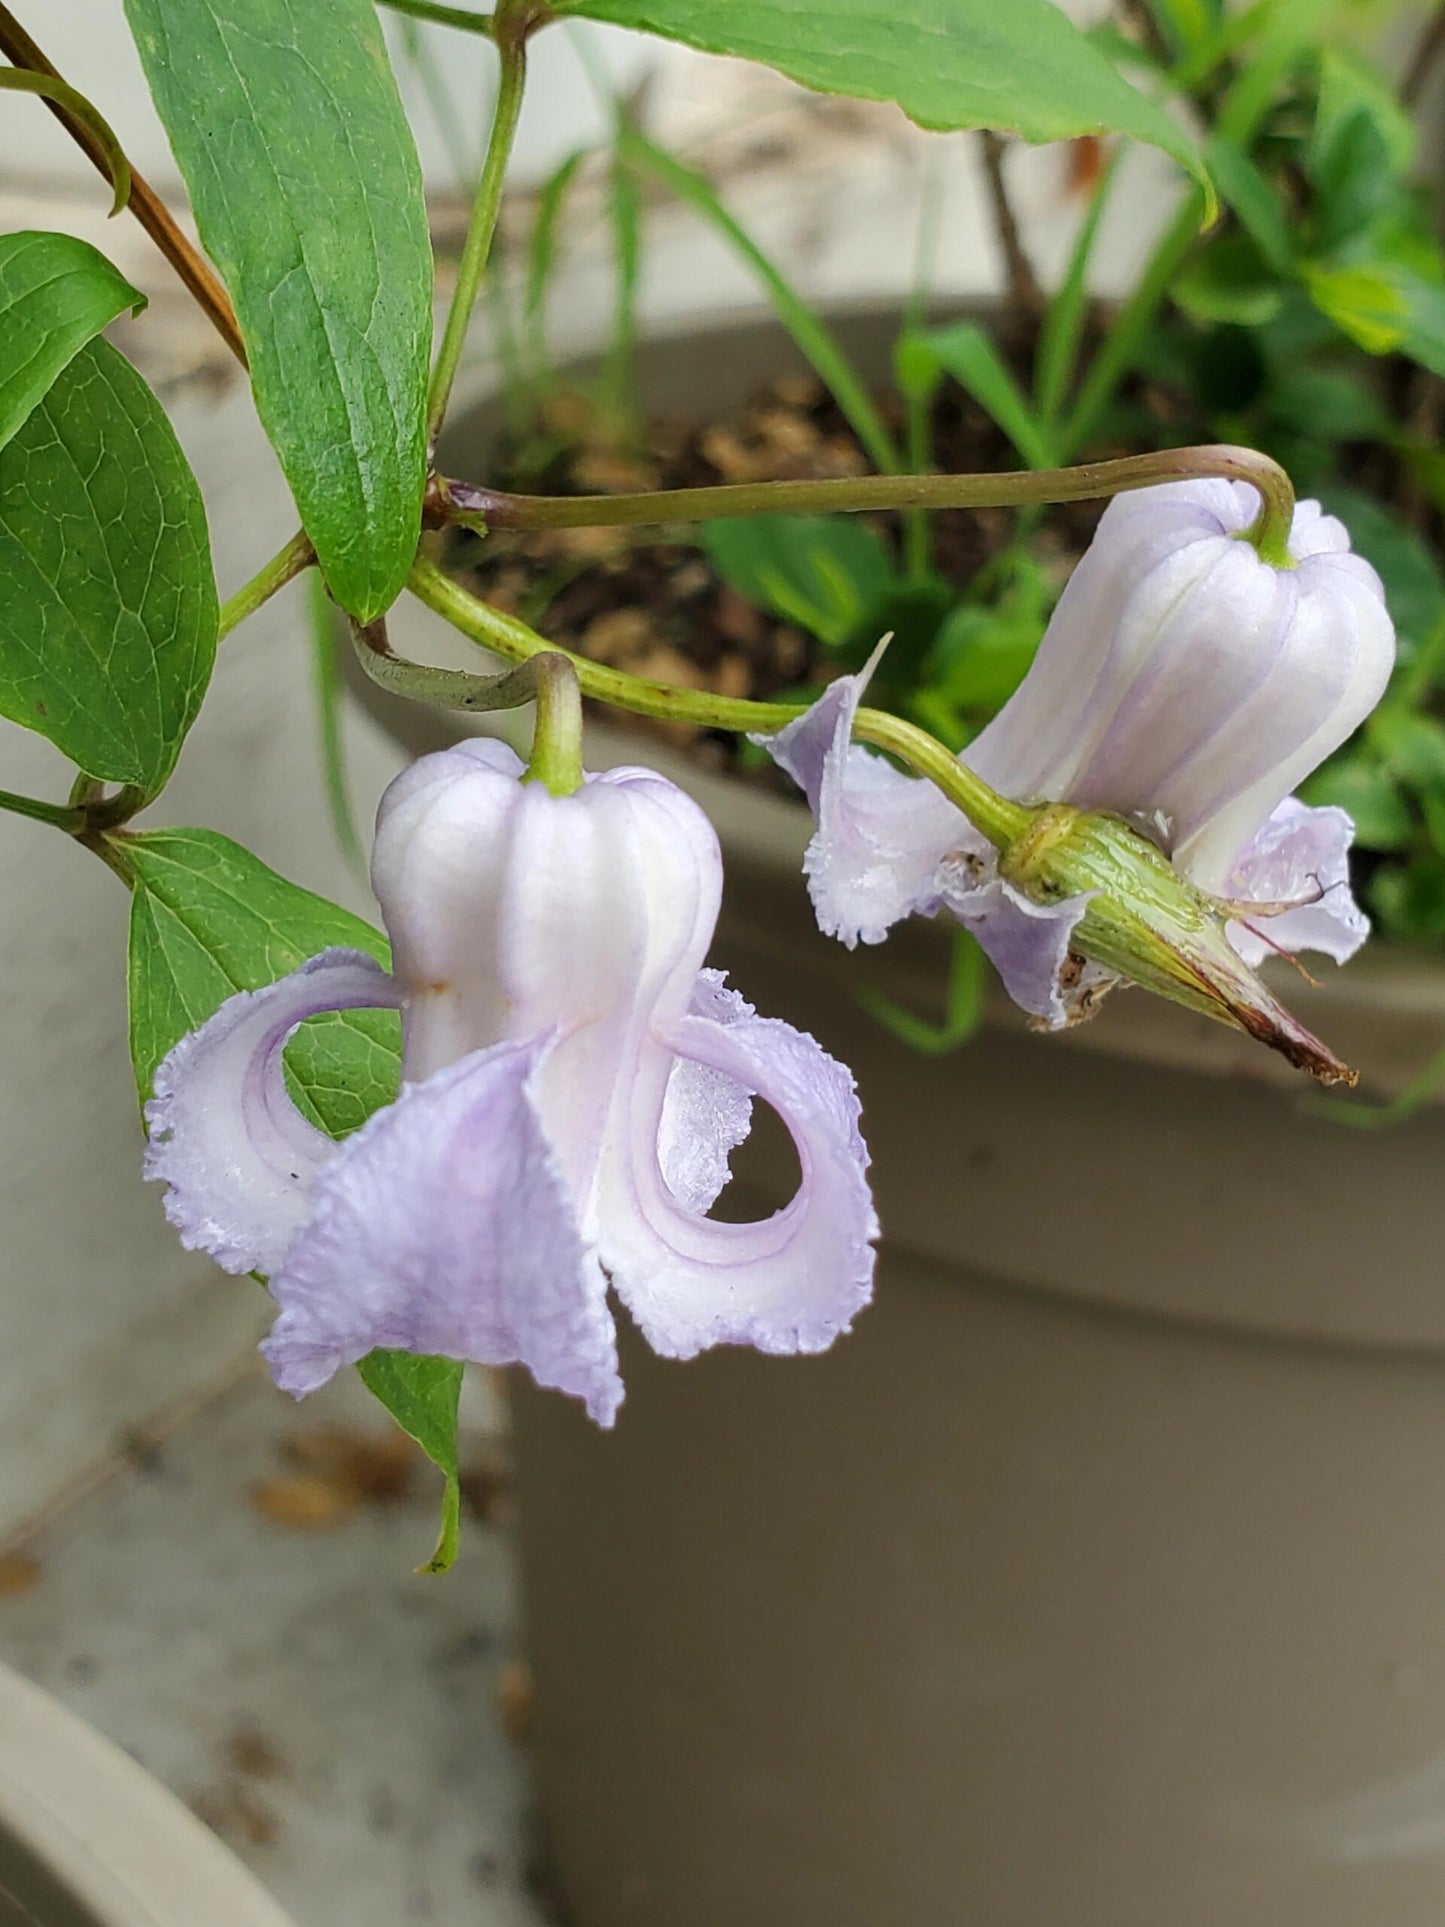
[370,307,1445,1926]
[0,1661,295,1927]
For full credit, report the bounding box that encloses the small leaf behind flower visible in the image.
[125,828,463,1568]
[358,1352,464,1573]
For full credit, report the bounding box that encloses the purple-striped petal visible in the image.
[601,984,878,1360]
[143,950,402,1277]
[263,1036,622,1425]
[1223,797,1368,967]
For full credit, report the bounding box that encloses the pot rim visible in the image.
[0,1661,294,1927]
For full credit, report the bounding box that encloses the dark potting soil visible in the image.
[442,368,1107,772]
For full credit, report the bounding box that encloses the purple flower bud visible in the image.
[766,480,1395,1058]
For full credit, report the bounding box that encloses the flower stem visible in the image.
[427,5,530,445]
[0,2,247,366]
[525,653,584,795]
[219,530,315,641]
[405,554,1031,847]
[352,614,583,792]
[437,441,1295,535]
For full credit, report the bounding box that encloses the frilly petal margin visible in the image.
[263,1037,623,1426]
[602,979,878,1360]
[656,970,755,1214]
[142,950,403,1278]
[763,666,964,947]
[1223,797,1369,968]
[764,668,1098,1025]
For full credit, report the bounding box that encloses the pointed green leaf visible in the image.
[0,232,143,452]
[124,0,433,621]
[0,339,216,791]
[357,1350,464,1572]
[557,0,1205,185]
[904,322,1057,470]
[703,514,896,648]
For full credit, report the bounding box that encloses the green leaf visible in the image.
[0,339,216,791]
[1368,711,1445,795]
[1298,755,1414,851]
[1303,262,1409,355]
[623,131,900,473]
[1309,107,1397,255]
[357,1351,464,1573]
[558,0,1206,186]
[0,232,143,453]
[125,828,462,1567]
[1174,232,1283,328]
[124,0,432,621]
[1265,365,1388,443]
[526,147,591,370]
[124,827,396,1121]
[1369,854,1445,942]
[703,515,896,649]
[903,322,1056,470]
[307,573,365,873]
[1314,47,1414,180]
[0,71,133,216]
[1205,134,1292,273]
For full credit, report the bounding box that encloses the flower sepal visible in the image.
[997,803,1357,1085]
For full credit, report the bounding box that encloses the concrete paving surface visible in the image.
[0,1364,551,1927]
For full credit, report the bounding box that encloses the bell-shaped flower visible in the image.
[144,740,877,1426]
[766,479,1395,1035]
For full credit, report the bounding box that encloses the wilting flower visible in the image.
[145,740,877,1425]
[767,480,1395,1048]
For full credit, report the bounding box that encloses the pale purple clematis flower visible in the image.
[766,480,1395,1028]
[144,740,877,1426]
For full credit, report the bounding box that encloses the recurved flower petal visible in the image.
[766,666,962,946]
[142,950,402,1277]
[601,975,878,1360]
[1223,797,1367,967]
[765,663,1095,1023]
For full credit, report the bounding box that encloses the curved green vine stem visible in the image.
[406,554,1031,848]
[219,529,315,641]
[435,441,1297,564]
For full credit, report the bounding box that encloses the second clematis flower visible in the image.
[144,739,877,1425]
[765,479,1395,1071]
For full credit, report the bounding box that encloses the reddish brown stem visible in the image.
[0,2,247,367]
